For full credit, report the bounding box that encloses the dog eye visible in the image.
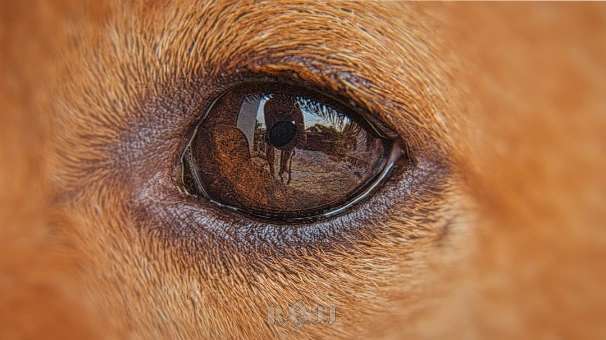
[179,82,402,222]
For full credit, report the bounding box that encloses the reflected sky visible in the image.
[236,93,350,146]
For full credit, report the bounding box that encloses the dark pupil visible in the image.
[267,121,297,148]
[182,83,390,220]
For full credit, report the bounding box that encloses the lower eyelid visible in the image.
[132,151,446,253]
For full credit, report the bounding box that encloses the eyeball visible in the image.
[179,82,402,222]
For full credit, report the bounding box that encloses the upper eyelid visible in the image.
[217,71,399,141]
[245,57,382,113]
[225,54,444,155]
[226,62,400,139]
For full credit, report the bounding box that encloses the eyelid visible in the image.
[213,58,443,165]
[219,68,402,141]
[237,55,393,119]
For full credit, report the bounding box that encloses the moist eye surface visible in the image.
[180,82,401,222]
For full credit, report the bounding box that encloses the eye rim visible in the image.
[177,80,409,224]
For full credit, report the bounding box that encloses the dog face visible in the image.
[1,2,605,339]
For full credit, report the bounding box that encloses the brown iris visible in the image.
[180,82,401,221]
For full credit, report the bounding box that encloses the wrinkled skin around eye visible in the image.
[182,83,397,220]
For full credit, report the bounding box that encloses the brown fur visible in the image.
[1,1,605,339]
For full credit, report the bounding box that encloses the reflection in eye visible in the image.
[180,83,402,222]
